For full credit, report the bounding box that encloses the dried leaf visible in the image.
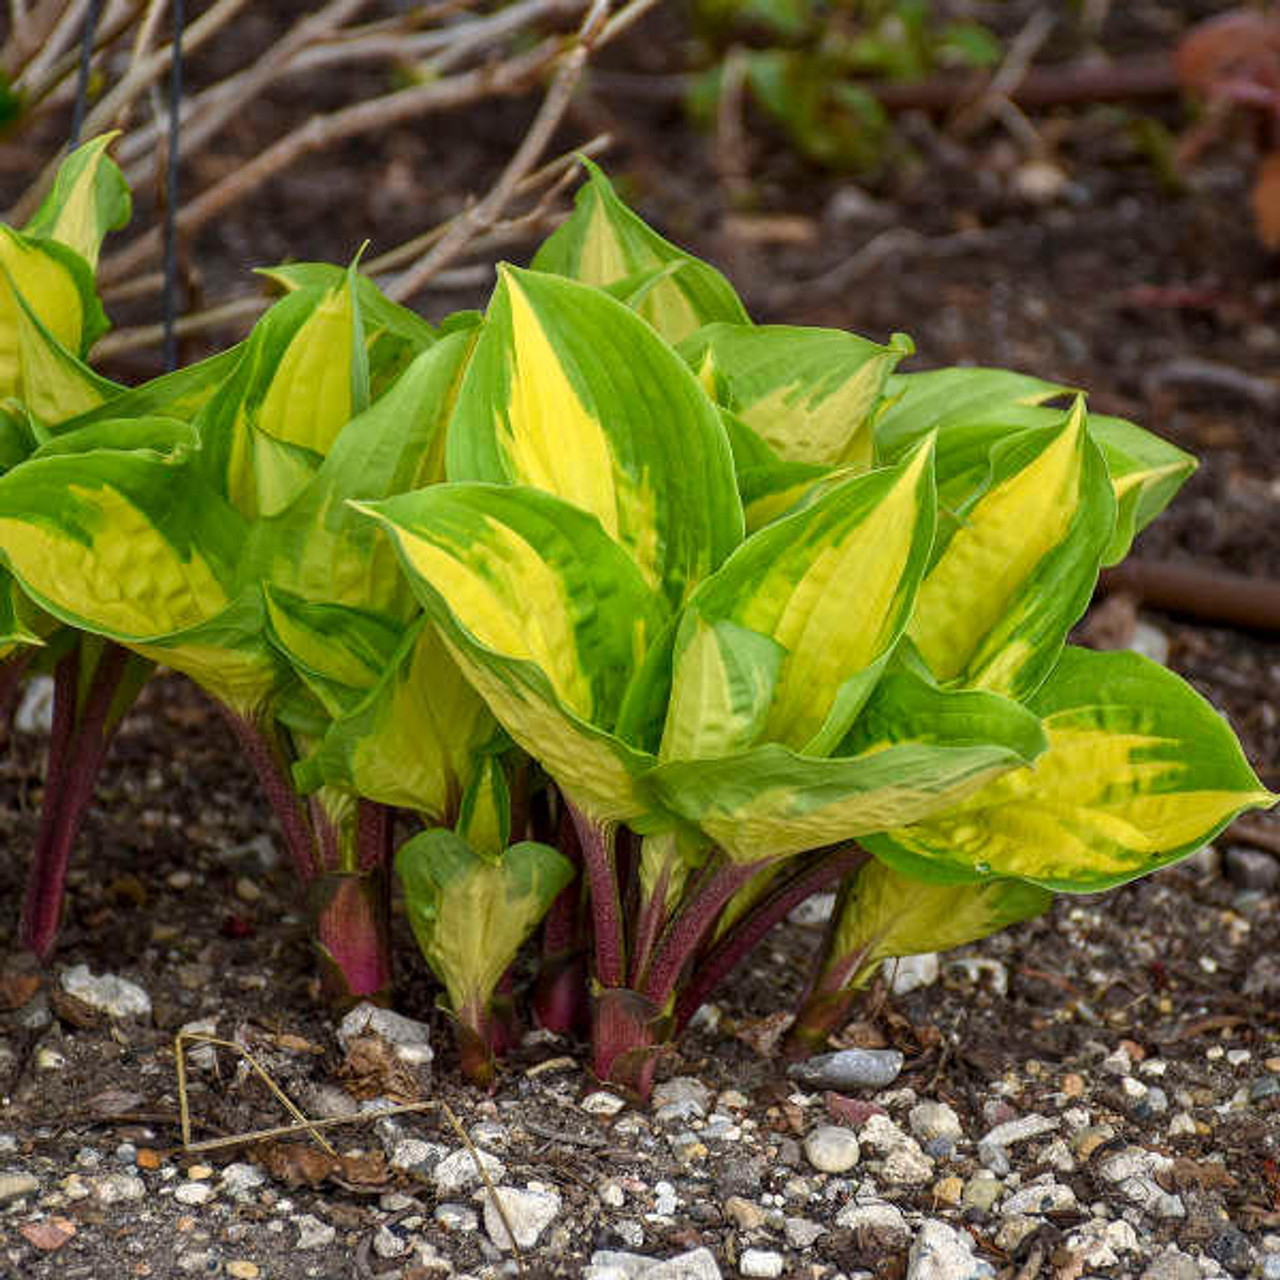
[49,989,104,1029]
[1252,153,1280,250]
[1159,1156,1238,1192]
[0,969,41,1011]
[336,1150,391,1189]
[732,1011,792,1058]
[20,1218,76,1251]
[250,1140,341,1187]
[337,1032,423,1102]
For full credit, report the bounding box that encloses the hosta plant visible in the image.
[1,143,1272,1097]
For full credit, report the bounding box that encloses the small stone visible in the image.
[1073,1125,1114,1159]
[654,1180,678,1216]
[220,1163,265,1197]
[932,1176,964,1206]
[724,1196,766,1230]
[669,1131,709,1162]
[994,1215,1039,1252]
[599,1180,626,1209]
[432,1146,504,1194]
[337,1002,433,1064]
[61,965,151,1019]
[1261,1254,1280,1280]
[586,1251,658,1280]
[0,1172,38,1202]
[646,1249,723,1280]
[187,1164,213,1180]
[787,893,836,925]
[834,1200,910,1248]
[434,1202,477,1232]
[739,1249,784,1278]
[907,1219,995,1280]
[1208,1224,1252,1273]
[784,1218,826,1248]
[1122,1076,1148,1100]
[1061,1073,1086,1098]
[294,1214,336,1249]
[484,1185,561,1250]
[787,1048,904,1092]
[910,1101,963,1144]
[391,1138,446,1174]
[226,1264,260,1280]
[860,1113,934,1183]
[803,1125,860,1174]
[1000,1179,1076,1215]
[652,1077,713,1118]
[1224,846,1280,891]
[884,953,940,994]
[961,1172,1002,1213]
[1250,1075,1280,1103]
[981,1113,1058,1148]
[94,1173,146,1203]
[1140,1249,1199,1280]
[174,1181,214,1206]
[35,1046,66,1071]
[15,675,55,733]
[1169,1111,1198,1136]
[976,1141,1011,1177]
[582,1091,626,1117]
[373,1225,408,1258]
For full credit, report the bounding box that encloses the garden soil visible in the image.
[1,2,1278,1278]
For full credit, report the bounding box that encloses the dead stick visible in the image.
[1098,559,1280,634]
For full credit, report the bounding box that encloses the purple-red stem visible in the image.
[19,643,131,959]
[639,856,768,1006]
[567,801,625,989]
[627,859,670,991]
[221,710,318,883]
[672,844,868,1034]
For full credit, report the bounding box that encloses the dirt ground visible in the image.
[0,2,1278,1278]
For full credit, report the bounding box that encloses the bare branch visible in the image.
[98,36,565,286]
[388,0,611,302]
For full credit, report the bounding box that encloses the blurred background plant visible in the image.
[684,0,1002,172]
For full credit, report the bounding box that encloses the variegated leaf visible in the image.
[397,828,574,1019]
[681,324,913,470]
[532,158,748,342]
[664,440,936,756]
[356,482,666,822]
[293,619,491,822]
[259,331,474,620]
[906,399,1115,701]
[24,133,131,270]
[447,265,742,607]
[862,646,1276,891]
[874,365,1071,462]
[648,669,1045,861]
[827,859,1052,987]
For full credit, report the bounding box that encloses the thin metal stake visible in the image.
[162,0,186,372]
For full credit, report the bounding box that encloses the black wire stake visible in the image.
[162,0,186,373]
[68,0,105,148]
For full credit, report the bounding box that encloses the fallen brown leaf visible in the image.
[50,989,104,1030]
[20,1217,76,1251]
[338,1032,422,1102]
[0,970,41,1011]
[1159,1156,1237,1192]
[250,1141,341,1188]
